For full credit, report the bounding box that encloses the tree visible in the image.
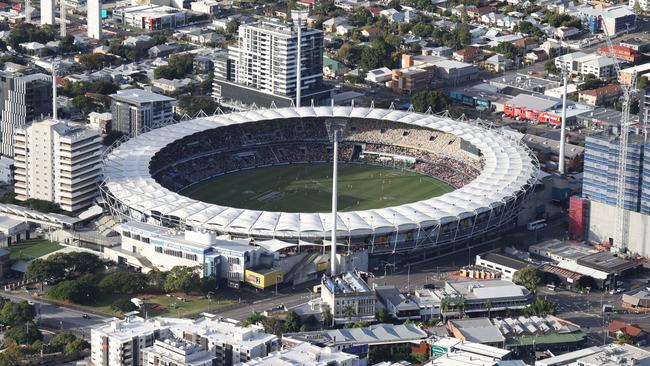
[111,299,138,313]
[72,95,95,116]
[411,90,450,113]
[615,333,634,345]
[178,96,221,117]
[261,316,286,336]
[7,23,56,50]
[285,311,301,332]
[0,301,36,326]
[25,259,65,286]
[242,312,264,326]
[544,59,558,75]
[47,274,99,305]
[492,42,523,60]
[523,298,557,316]
[322,303,333,327]
[456,298,465,318]
[375,308,392,323]
[440,297,449,321]
[48,332,77,352]
[4,323,42,345]
[512,267,541,294]
[154,54,194,80]
[638,76,648,91]
[342,304,355,320]
[99,272,148,294]
[225,19,240,35]
[146,269,167,293]
[58,35,77,54]
[78,53,116,71]
[485,299,493,318]
[199,276,217,295]
[164,266,201,294]
[304,314,319,330]
[633,0,643,15]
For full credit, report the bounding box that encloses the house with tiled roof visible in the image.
[453,46,483,63]
[608,320,648,345]
[578,84,622,106]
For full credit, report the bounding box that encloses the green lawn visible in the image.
[181,163,453,212]
[44,293,236,318]
[9,239,63,261]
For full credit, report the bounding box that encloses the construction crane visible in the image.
[603,29,636,253]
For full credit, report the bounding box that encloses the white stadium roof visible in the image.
[103,107,537,239]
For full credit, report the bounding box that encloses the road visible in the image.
[1,292,107,339]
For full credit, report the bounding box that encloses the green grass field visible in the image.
[9,239,63,261]
[181,163,453,212]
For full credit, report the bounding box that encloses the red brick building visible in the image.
[598,45,641,64]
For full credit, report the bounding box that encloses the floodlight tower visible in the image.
[291,10,308,108]
[326,119,346,276]
[558,65,568,175]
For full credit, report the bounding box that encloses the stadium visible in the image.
[101,107,539,260]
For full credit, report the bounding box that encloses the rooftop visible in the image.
[111,88,175,105]
[449,318,505,344]
[284,323,427,346]
[446,279,531,300]
[241,343,357,365]
[478,252,531,271]
[322,271,371,294]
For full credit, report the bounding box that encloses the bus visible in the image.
[527,219,547,231]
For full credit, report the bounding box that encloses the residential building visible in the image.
[153,78,196,94]
[484,55,508,73]
[213,17,331,107]
[106,221,271,285]
[123,35,154,49]
[620,63,650,85]
[365,67,392,84]
[475,253,531,280]
[554,52,588,74]
[321,271,375,324]
[583,130,646,212]
[453,46,482,63]
[90,314,279,366]
[448,318,506,347]
[142,338,216,366]
[0,72,52,157]
[577,5,636,36]
[535,344,650,366]
[13,119,102,213]
[148,44,182,58]
[577,54,617,80]
[598,45,641,63]
[88,111,111,133]
[578,84,623,106]
[0,157,13,184]
[607,320,648,345]
[113,4,187,30]
[109,89,175,137]
[555,26,580,39]
[284,324,427,365]
[241,343,359,366]
[87,0,101,39]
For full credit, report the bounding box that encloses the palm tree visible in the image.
[485,299,493,318]
[456,298,466,318]
[342,304,356,321]
[440,297,449,322]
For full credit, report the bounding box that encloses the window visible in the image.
[141,237,150,244]
[123,231,131,238]
[155,247,162,253]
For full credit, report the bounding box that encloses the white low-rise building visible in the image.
[240,342,359,366]
[190,0,219,15]
[321,272,375,324]
[106,221,271,285]
[365,67,392,84]
[91,314,279,366]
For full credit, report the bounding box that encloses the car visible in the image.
[82,314,90,319]
[609,288,625,295]
[27,301,34,305]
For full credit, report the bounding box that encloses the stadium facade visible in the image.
[101,107,538,259]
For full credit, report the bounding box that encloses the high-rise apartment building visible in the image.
[87,0,102,39]
[13,119,102,213]
[110,89,175,137]
[90,314,278,366]
[213,17,332,107]
[582,131,646,213]
[40,0,55,25]
[0,72,52,157]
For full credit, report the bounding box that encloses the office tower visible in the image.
[213,17,332,107]
[110,89,175,137]
[87,0,102,39]
[0,71,52,157]
[40,0,55,25]
[13,119,102,213]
